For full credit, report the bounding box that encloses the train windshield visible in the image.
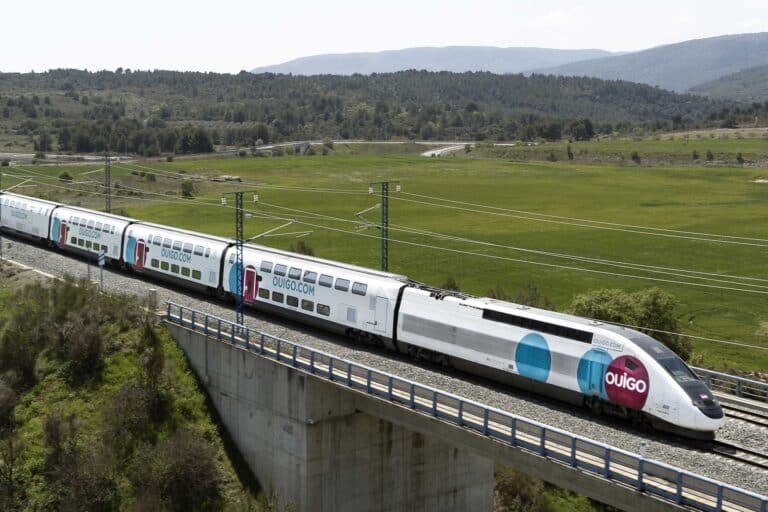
[657,357,698,383]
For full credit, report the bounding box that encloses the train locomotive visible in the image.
[0,191,724,439]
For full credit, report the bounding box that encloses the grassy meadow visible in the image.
[3,148,768,372]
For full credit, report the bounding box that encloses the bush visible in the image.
[147,172,157,182]
[546,151,557,162]
[34,151,45,159]
[736,152,744,164]
[58,171,73,182]
[630,151,641,163]
[180,180,195,198]
[692,150,699,160]
[271,146,284,157]
[567,144,574,160]
[238,149,247,157]
[129,429,222,511]
[706,149,714,161]
[0,159,8,167]
[166,155,174,162]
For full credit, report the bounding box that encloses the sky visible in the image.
[3,0,767,74]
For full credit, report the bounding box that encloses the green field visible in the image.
[4,151,768,372]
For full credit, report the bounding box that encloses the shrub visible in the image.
[238,149,247,157]
[736,152,744,164]
[166,155,174,162]
[706,149,714,161]
[567,144,574,160]
[0,159,8,167]
[630,151,641,163]
[546,151,557,162]
[147,172,157,182]
[271,146,284,157]
[180,180,195,198]
[59,171,73,182]
[692,150,699,160]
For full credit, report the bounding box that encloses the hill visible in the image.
[536,32,768,92]
[0,69,729,156]
[250,46,614,75]
[690,65,768,102]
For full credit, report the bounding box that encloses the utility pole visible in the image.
[104,151,111,213]
[222,190,258,328]
[0,169,3,260]
[368,181,400,272]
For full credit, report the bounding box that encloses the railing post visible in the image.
[217,319,222,340]
[735,379,742,397]
[409,384,415,408]
[570,437,577,467]
[166,302,171,319]
[191,310,196,329]
[260,334,265,354]
[539,427,546,456]
[346,363,352,386]
[244,328,249,349]
[457,400,464,426]
[204,315,209,336]
[483,409,489,436]
[715,485,723,511]
[230,323,236,344]
[510,418,517,445]
[675,472,683,504]
[760,497,767,512]
[276,340,281,361]
[179,306,183,324]
[637,459,645,491]
[292,345,298,367]
[366,370,372,393]
[328,357,334,380]
[432,391,438,417]
[387,376,393,401]
[310,351,315,373]
[604,448,611,478]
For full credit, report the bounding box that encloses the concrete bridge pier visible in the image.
[169,323,494,511]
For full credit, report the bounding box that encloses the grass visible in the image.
[4,151,768,372]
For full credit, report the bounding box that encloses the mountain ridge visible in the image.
[251,46,615,75]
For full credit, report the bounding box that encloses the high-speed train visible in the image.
[0,191,724,439]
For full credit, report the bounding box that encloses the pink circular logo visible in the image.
[604,355,649,410]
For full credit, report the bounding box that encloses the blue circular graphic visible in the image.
[577,348,613,399]
[515,333,551,382]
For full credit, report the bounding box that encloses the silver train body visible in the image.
[0,191,724,438]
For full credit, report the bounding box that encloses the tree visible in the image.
[736,152,744,164]
[630,151,641,163]
[567,144,574,160]
[180,180,195,198]
[706,149,714,161]
[570,288,692,360]
[692,150,699,160]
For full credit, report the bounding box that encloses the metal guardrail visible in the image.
[164,302,767,512]
[693,367,768,403]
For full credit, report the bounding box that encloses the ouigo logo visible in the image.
[604,355,649,409]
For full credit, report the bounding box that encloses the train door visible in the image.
[244,265,257,303]
[58,220,68,247]
[135,239,146,271]
[374,297,388,333]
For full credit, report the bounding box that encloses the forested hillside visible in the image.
[690,65,768,103]
[537,32,768,92]
[0,68,761,156]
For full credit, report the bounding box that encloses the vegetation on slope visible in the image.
[0,270,255,510]
[691,65,768,103]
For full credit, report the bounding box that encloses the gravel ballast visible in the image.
[2,237,766,496]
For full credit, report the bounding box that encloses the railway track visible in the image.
[723,403,768,429]
[710,441,768,471]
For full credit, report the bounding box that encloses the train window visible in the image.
[286,296,299,307]
[624,359,638,371]
[334,278,350,292]
[301,299,314,312]
[95,222,103,232]
[204,248,211,258]
[260,261,273,273]
[192,270,202,280]
[86,241,92,249]
[172,241,182,251]
[163,238,172,249]
[658,357,697,383]
[272,291,284,303]
[147,235,153,244]
[351,282,368,296]
[181,267,191,277]
[151,259,159,268]
[70,236,77,244]
[78,239,85,247]
[183,243,193,254]
[161,261,169,271]
[288,267,302,280]
[482,309,594,344]
[101,245,107,253]
[87,220,95,229]
[317,304,330,316]
[193,245,204,256]
[171,264,180,274]
[153,236,162,246]
[303,271,317,284]
[258,288,270,299]
[319,274,333,287]
[72,217,79,225]
[274,264,287,276]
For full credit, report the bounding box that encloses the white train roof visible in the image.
[55,205,136,225]
[242,242,409,282]
[1,191,62,208]
[133,221,233,247]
